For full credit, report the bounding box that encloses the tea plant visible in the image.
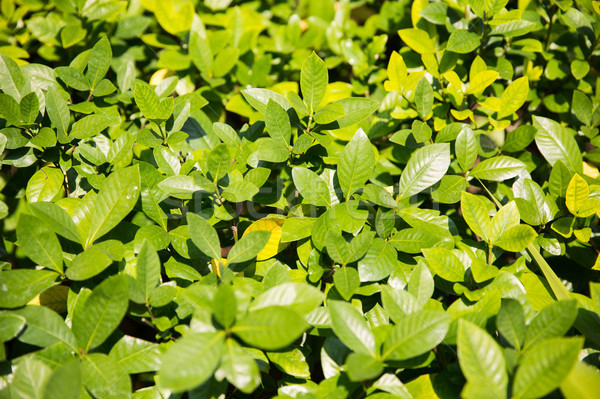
[1,0,600,398]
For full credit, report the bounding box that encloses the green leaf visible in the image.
[0,53,26,101]
[345,352,384,382]
[134,82,174,123]
[560,361,600,399]
[42,359,81,399]
[328,300,376,356]
[213,122,240,147]
[457,320,508,399]
[337,128,376,200]
[69,114,112,140]
[11,305,75,355]
[66,245,113,281]
[524,299,578,349]
[572,91,592,127]
[189,32,213,75]
[0,93,22,125]
[134,240,161,304]
[423,247,464,282]
[155,0,194,35]
[85,165,141,247]
[187,213,221,259]
[217,339,261,393]
[213,284,237,328]
[382,310,450,360]
[571,59,589,80]
[407,263,435,308]
[56,66,90,91]
[357,239,397,282]
[20,92,39,125]
[86,36,112,90]
[207,143,231,182]
[0,313,25,342]
[242,88,291,114]
[253,138,289,163]
[72,274,129,352]
[497,77,529,119]
[432,175,467,204]
[234,306,308,350]
[292,167,331,206]
[333,267,360,300]
[265,99,291,148]
[534,116,582,173]
[82,353,131,399]
[414,77,433,119]
[10,356,51,399]
[158,175,205,199]
[461,192,492,242]
[456,127,478,172]
[250,282,324,316]
[513,337,583,399]
[17,214,63,273]
[489,201,520,243]
[267,347,311,378]
[516,179,553,226]
[495,225,537,252]
[301,51,328,113]
[227,230,271,264]
[398,143,450,200]
[314,97,379,128]
[45,87,70,138]
[109,335,162,374]
[496,299,526,350]
[470,156,526,181]
[222,180,259,202]
[447,30,480,53]
[389,228,445,253]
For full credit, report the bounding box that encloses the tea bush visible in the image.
[1,0,600,398]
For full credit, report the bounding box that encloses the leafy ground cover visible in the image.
[1,0,600,398]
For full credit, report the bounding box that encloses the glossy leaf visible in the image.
[458,320,508,399]
[234,307,308,350]
[337,128,375,200]
[398,143,450,200]
[72,274,129,352]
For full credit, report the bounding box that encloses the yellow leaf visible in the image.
[243,217,288,260]
[155,0,194,36]
[385,51,407,93]
[593,254,600,270]
[566,174,600,217]
[397,29,435,55]
[411,0,428,26]
[488,116,511,130]
[479,97,501,112]
[149,68,172,86]
[451,109,473,121]
[421,53,439,78]
[583,161,599,179]
[406,374,439,399]
[28,285,69,313]
[469,56,487,82]
[497,77,529,119]
[442,71,462,91]
[404,71,426,93]
[466,70,499,95]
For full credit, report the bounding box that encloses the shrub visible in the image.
[1,0,600,398]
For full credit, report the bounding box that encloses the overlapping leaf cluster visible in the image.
[1,0,600,398]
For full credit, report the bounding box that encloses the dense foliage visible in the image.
[2,0,600,398]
